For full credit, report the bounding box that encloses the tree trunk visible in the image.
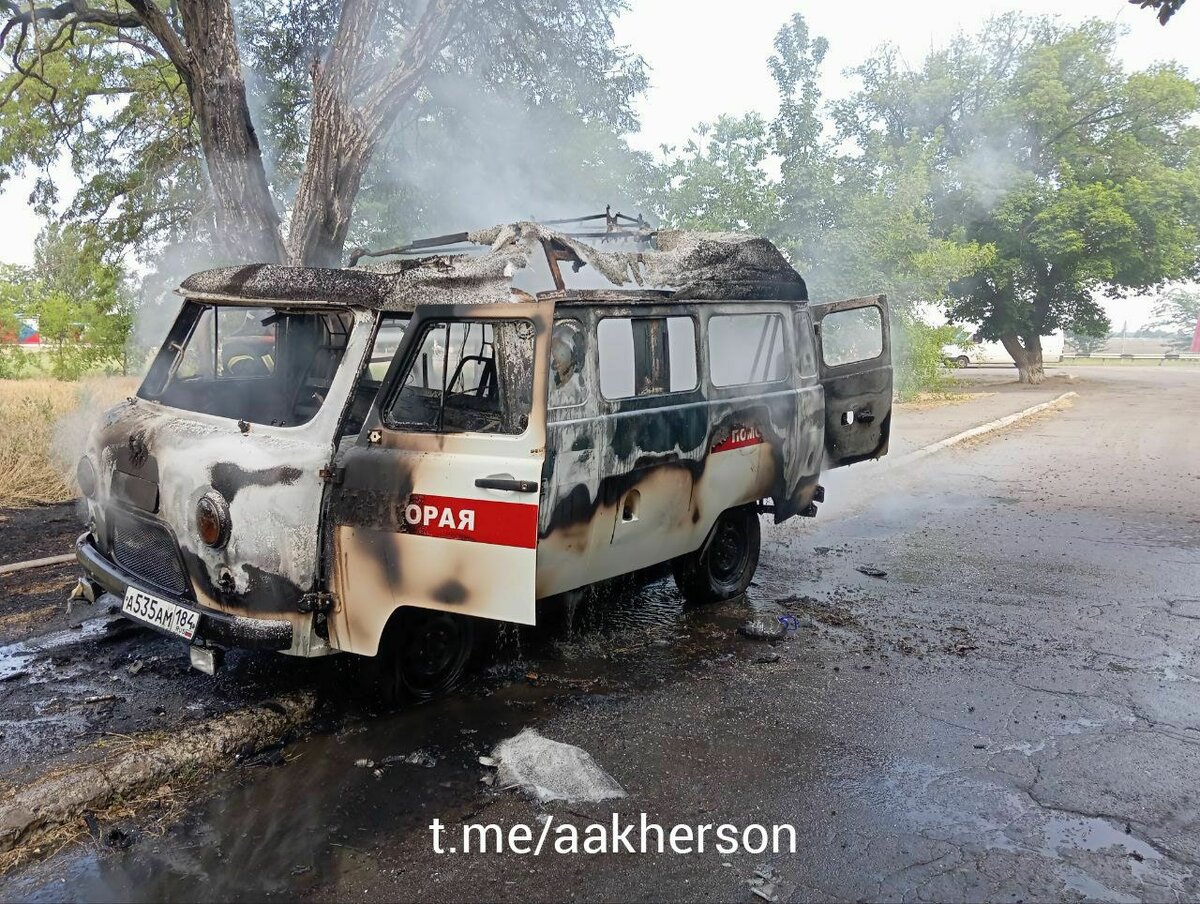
[176,0,286,265]
[1000,333,1045,384]
[285,95,374,268]
[286,0,465,267]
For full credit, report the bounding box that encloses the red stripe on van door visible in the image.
[401,493,538,549]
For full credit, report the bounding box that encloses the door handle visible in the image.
[475,476,539,493]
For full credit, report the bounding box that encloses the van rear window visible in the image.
[708,313,787,386]
[820,306,884,367]
[139,301,354,427]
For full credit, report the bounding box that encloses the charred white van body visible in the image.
[74,221,892,697]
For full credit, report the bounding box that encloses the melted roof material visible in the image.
[179,222,808,308]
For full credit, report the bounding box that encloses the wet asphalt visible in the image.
[3,366,1199,903]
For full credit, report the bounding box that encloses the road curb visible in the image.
[0,692,317,858]
[895,391,1078,466]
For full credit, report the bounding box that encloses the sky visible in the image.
[2,0,1197,327]
[610,0,1199,330]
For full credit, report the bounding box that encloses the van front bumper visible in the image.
[75,532,294,652]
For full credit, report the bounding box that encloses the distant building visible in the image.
[1,317,39,346]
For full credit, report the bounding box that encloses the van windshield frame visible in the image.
[139,299,355,428]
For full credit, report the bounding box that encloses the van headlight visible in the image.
[76,457,97,498]
[196,491,231,548]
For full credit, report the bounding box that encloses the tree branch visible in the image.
[2,0,141,47]
[122,0,193,87]
[359,0,467,141]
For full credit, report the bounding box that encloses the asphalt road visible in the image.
[4,366,1199,903]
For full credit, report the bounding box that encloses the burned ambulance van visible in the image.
[72,217,891,700]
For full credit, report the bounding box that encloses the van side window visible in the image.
[384,319,531,435]
[821,306,883,367]
[177,306,278,379]
[598,318,635,399]
[708,313,787,386]
[598,316,698,400]
[795,311,818,378]
[667,317,698,391]
[549,319,587,409]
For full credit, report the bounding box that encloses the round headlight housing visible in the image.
[196,491,231,548]
[76,457,97,499]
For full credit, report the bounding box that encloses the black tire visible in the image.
[672,506,761,605]
[955,355,970,368]
[369,607,476,705]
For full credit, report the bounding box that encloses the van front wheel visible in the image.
[673,506,761,605]
[371,608,476,704]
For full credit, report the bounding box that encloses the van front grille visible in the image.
[109,511,192,598]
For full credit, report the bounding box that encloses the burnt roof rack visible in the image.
[347,206,655,268]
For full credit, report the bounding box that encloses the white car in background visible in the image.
[942,330,1064,367]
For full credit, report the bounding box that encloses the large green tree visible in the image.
[838,16,1200,381]
[1,0,647,267]
[652,13,991,310]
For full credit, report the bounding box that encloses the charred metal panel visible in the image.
[809,295,893,467]
[322,300,553,657]
[80,309,376,657]
[535,301,826,599]
[182,222,809,314]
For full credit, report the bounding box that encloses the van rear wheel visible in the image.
[372,608,475,704]
[673,506,761,605]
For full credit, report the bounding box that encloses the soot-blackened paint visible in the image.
[609,403,708,460]
[432,579,469,605]
[180,549,306,614]
[209,463,303,502]
[324,448,416,590]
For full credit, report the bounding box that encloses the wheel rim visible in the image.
[398,610,471,699]
[708,513,750,584]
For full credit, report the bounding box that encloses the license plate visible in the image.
[122,586,199,640]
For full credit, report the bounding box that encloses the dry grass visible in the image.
[895,390,992,412]
[0,783,182,875]
[0,377,139,508]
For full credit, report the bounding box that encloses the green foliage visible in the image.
[647,13,1002,396]
[652,13,1200,385]
[1150,286,1200,350]
[1065,331,1110,354]
[842,15,1200,371]
[1,0,650,263]
[1130,0,1188,25]
[892,313,960,400]
[0,225,134,380]
[650,114,781,235]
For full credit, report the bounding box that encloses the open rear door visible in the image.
[811,294,892,468]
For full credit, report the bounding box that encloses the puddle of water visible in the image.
[1,577,758,902]
[0,615,121,681]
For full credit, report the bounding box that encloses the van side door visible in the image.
[809,294,892,467]
[323,300,552,656]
